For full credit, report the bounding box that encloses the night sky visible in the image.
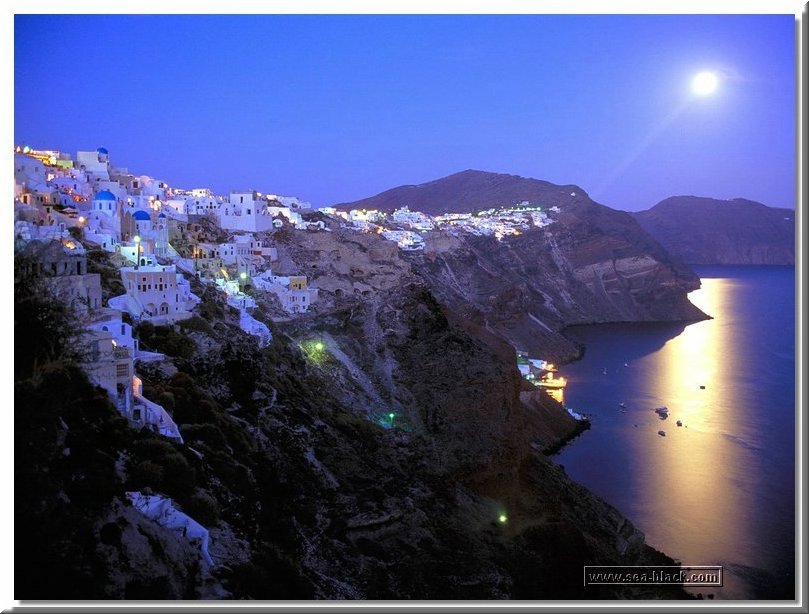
[14,14,796,210]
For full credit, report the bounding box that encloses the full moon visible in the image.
[692,71,719,96]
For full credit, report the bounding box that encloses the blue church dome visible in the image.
[132,210,151,221]
[94,190,116,201]
[157,212,167,218]
[97,147,109,155]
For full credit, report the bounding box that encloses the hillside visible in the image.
[632,196,795,265]
[15,246,688,600]
[15,170,707,601]
[332,170,706,356]
[333,169,592,215]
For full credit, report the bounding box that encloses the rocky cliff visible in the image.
[632,196,795,265]
[16,238,690,600]
[333,170,706,360]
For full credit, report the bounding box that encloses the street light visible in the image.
[134,235,141,269]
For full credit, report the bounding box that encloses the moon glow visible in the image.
[692,71,719,96]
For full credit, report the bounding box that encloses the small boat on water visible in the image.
[676,420,683,427]
[619,402,627,408]
[535,375,567,389]
[658,430,666,437]
[654,406,669,418]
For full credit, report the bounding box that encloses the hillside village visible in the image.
[15,145,572,427]
[14,145,574,571]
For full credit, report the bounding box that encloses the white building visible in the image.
[91,189,118,215]
[253,271,318,313]
[14,153,48,191]
[219,233,276,266]
[81,325,182,441]
[20,238,103,315]
[76,147,111,180]
[184,195,219,216]
[381,229,425,251]
[391,206,434,231]
[109,258,199,323]
[86,309,140,357]
[131,210,170,258]
[216,192,276,233]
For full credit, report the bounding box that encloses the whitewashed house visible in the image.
[76,147,111,180]
[253,271,318,313]
[20,238,102,315]
[81,328,182,441]
[216,191,276,233]
[109,256,199,323]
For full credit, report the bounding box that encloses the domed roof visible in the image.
[97,147,108,155]
[94,190,116,201]
[157,212,167,218]
[132,210,151,221]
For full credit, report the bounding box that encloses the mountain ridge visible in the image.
[333,169,589,215]
[632,195,794,265]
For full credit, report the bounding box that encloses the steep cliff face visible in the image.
[633,196,795,265]
[17,242,693,600]
[332,171,706,361]
[17,187,713,601]
[273,283,685,599]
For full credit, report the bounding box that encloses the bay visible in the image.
[554,265,796,600]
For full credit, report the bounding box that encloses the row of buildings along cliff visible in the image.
[14,145,320,445]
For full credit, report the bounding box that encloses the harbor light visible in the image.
[315,341,324,351]
[240,271,247,280]
[498,514,508,524]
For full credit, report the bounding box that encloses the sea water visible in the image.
[554,266,796,600]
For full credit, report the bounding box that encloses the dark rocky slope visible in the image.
[633,196,795,265]
[16,243,689,600]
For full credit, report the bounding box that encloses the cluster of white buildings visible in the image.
[320,201,558,251]
[433,202,557,239]
[14,145,319,318]
[13,145,340,564]
[14,144,330,442]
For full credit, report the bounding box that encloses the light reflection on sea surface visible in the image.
[554,268,795,600]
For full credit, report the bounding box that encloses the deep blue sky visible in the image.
[14,14,795,210]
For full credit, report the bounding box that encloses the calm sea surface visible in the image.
[554,266,795,600]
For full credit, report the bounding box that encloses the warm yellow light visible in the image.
[133,235,141,243]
